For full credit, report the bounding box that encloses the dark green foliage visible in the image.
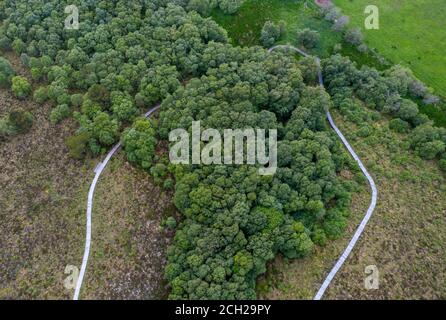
[8,110,33,134]
[159,46,350,299]
[389,118,410,133]
[164,216,178,230]
[70,94,84,108]
[150,163,168,184]
[87,84,110,106]
[66,131,91,160]
[2,0,357,299]
[410,124,446,160]
[296,28,320,49]
[187,0,245,16]
[260,20,285,48]
[110,91,138,122]
[344,27,363,46]
[218,0,245,14]
[0,57,15,87]
[2,1,229,152]
[298,56,319,84]
[122,118,157,170]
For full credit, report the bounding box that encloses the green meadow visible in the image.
[212,0,446,126]
[212,0,342,57]
[333,0,446,99]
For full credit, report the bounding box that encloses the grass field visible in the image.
[212,0,389,67]
[260,111,446,299]
[81,153,176,299]
[333,0,446,99]
[212,0,342,57]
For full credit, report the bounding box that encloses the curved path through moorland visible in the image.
[73,105,160,300]
[268,44,378,300]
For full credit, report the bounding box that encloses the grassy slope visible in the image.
[261,111,446,299]
[0,57,91,298]
[333,0,446,98]
[0,53,174,299]
[82,153,176,299]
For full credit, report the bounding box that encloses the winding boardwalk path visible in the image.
[73,105,160,300]
[269,45,378,300]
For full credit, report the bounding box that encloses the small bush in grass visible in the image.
[0,57,15,88]
[344,27,364,46]
[12,39,26,54]
[357,124,372,138]
[66,131,91,159]
[389,118,410,133]
[163,178,174,190]
[50,104,70,124]
[164,216,177,230]
[296,28,320,49]
[33,86,48,104]
[11,76,31,99]
[150,163,167,184]
[311,227,327,246]
[260,20,286,48]
[8,110,33,134]
[0,36,11,51]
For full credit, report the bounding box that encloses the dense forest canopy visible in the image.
[0,0,355,299]
[2,0,444,300]
[158,46,352,298]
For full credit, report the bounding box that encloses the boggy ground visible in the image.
[260,111,446,299]
[0,54,174,299]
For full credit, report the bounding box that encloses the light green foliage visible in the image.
[5,110,33,135]
[218,0,245,14]
[33,86,48,104]
[11,76,31,99]
[50,104,70,124]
